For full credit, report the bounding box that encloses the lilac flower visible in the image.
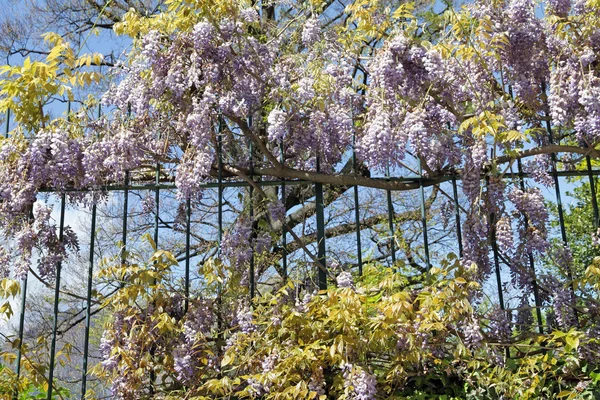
[552,244,574,275]
[543,275,576,329]
[254,233,272,254]
[508,188,549,254]
[302,17,320,46]
[267,109,287,142]
[523,155,553,187]
[173,202,187,231]
[236,306,255,333]
[240,8,259,23]
[0,247,9,279]
[471,140,488,171]
[515,297,533,332]
[261,351,278,372]
[174,353,195,383]
[495,217,513,252]
[247,378,270,397]
[221,217,253,270]
[547,0,571,16]
[336,271,354,289]
[141,30,162,62]
[488,306,512,342]
[342,364,377,400]
[463,318,484,349]
[267,200,286,224]
[295,292,314,313]
[192,21,214,51]
[141,195,155,214]
[296,77,315,102]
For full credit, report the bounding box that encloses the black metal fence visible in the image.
[2,104,598,400]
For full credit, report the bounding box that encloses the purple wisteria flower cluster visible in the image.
[2,0,600,396]
[0,0,596,291]
[341,363,377,400]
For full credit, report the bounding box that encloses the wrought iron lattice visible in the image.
[1,104,597,400]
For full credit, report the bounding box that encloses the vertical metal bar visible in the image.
[352,133,363,275]
[11,106,26,400]
[149,147,160,396]
[487,184,507,353]
[548,135,570,259]
[4,108,9,138]
[216,119,224,365]
[121,102,131,268]
[503,87,542,332]
[184,197,191,314]
[81,197,96,399]
[542,83,575,288]
[47,192,66,400]
[121,171,129,267]
[13,217,31,400]
[154,164,160,248]
[419,161,431,270]
[487,178,506,310]
[217,130,223,252]
[13,270,28,400]
[13,279,28,399]
[540,80,578,325]
[487,177,508,358]
[315,157,327,290]
[81,105,101,399]
[544,119,580,326]
[451,175,463,258]
[280,141,287,279]
[249,138,255,299]
[586,155,599,229]
[47,101,71,400]
[517,159,544,334]
[385,166,396,266]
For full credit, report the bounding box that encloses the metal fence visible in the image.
[2,104,598,400]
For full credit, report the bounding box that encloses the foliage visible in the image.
[0,0,598,398]
[0,32,103,132]
[90,246,600,399]
[549,178,600,277]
